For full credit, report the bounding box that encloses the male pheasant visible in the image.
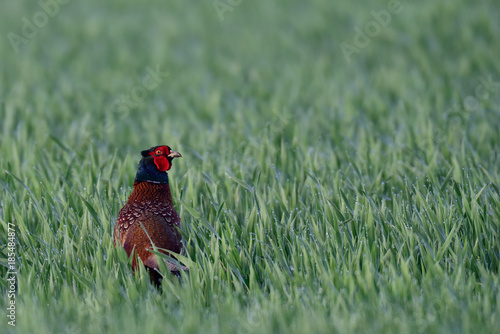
[114,145,187,285]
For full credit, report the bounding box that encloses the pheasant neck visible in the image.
[128,181,175,205]
[134,157,170,184]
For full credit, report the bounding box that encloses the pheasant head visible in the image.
[135,145,182,184]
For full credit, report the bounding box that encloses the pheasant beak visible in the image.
[167,150,182,159]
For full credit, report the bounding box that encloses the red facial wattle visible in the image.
[152,155,171,171]
[147,146,172,171]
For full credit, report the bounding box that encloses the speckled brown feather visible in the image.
[114,181,187,284]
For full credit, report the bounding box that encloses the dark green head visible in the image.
[134,145,182,183]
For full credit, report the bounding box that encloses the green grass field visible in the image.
[1,0,499,332]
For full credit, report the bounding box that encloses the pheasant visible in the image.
[114,145,187,285]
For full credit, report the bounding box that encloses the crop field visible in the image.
[1,0,499,333]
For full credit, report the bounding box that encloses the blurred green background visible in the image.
[1,0,499,333]
[1,0,498,156]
